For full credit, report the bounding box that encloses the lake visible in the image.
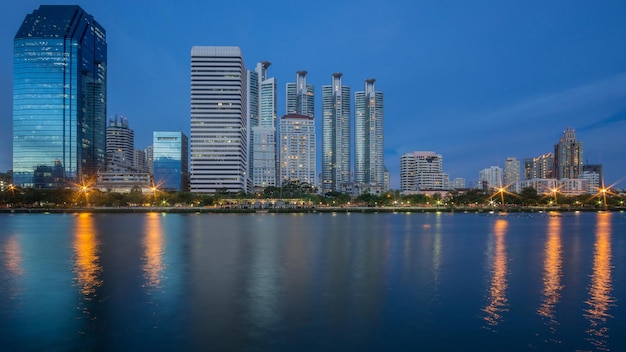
[1,211,625,351]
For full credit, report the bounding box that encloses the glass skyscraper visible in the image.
[322,73,350,193]
[13,5,107,188]
[354,79,384,187]
[153,131,189,192]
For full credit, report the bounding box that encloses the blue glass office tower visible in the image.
[153,132,189,192]
[13,5,107,188]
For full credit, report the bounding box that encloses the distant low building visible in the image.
[516,178,588,196]
[96,172,152,193]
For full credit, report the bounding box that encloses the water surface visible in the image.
[1,211,624,351]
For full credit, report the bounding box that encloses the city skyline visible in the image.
[2,1,626,189]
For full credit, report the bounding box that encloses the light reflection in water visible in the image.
[483,218,508,329]
[3,236,23,276]
[584,212,614,351]
[537,214,563,333]
[432,213,442,288]
[73,213,102,297]
[143,213,164,288]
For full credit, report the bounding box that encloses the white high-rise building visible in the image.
[286,71,314,118]
[105,115,134,171]
[354,79,384,187]
[279,114,316,186]
[504,157,520,191]
[248,62,277,190]
[190,46,249,193]
[400,151,449,192]
[322,73,351,193]
[479,166,503,189]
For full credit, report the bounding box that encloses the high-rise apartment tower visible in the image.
[248,62,277,190]
[322,73,351,193]
[354,79,384,186]
[554,127,583,180]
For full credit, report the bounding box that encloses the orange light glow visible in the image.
[143,212,164,288]
[584,212,614,350]
[538,214,563,329]
[73,213,102,296]
[484,219,508,328]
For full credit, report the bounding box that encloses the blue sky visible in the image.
[2,0,626,189]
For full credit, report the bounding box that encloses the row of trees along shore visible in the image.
[1,183,624,209]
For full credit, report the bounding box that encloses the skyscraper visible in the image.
[503,157,520,186]
[286,71,314,118]
[106,115,134,171]
[554,127,583,180]
[153,131,188,192]
[248,62,277,190]
[479,166,503,189]
[13,5,107,188]
[279,114,316,186]
[354,79,384,186]
[190,46,249,193]
[322,73,351,193]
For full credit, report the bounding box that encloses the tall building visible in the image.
[145,146,154,175]
[400,151,449,192]
[190,46,248,193]
[503,157,520,187]
[286,71,315,117]
[106,115,134,171]
[526,153,554,179]
[479,166,503,189]
[279,114,316,186]
[554,127,583,179]
[322,73,351,193]
[248,62,277,190]
[582,164,603,185]
[153,131,188,192]
[133,149,147,173]
[354,79,384,187]
[13,5,107,188]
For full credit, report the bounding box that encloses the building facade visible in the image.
[554,127,583,180]
[190,46,249,193]
[13,5,107,188]
[354,79,384,187]
[153,131,188,192]
[525,153,555,180]
[478,166,503,189]
[248,62,277,190]
[279,114,316,186]
[106,115,134,171]
[400,151,449,192]
[503,157,520,190]
[286,71,315,118]
[322,73,351,193]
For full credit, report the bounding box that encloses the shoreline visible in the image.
[1,206,623,214]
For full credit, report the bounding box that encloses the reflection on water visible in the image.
[584,212,614,351]
[3,236,23,276]
[1,236,23,301]
[483,218,508,329]
[143,213,164,288]
[432,213,442,288]
[73,213,102,297]
[538,214,563,334]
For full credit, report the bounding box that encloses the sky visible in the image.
[1,0,626,189]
